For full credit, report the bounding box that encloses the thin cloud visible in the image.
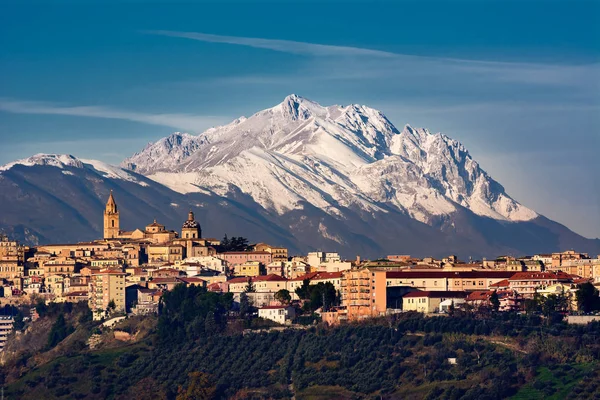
[144,30,398,58]
[147,30,599,89]
[0,99,228,132]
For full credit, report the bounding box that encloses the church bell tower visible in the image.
[103,190,120,239]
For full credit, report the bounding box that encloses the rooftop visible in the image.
[403,291,467,299]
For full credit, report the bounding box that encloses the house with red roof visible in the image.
[508,271,573,299]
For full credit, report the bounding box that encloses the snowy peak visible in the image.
[275,94,327,121]
[123,132,207,174]
[122,95,538,223]
[0,154,149,187]
[0,154,84,171]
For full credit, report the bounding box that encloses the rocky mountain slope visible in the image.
[124,95,537,226]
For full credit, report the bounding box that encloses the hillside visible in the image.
[3,286,600,399]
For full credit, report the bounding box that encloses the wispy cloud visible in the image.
[148,30,600,89]
[0,99,228,132]
[144,30,398,58]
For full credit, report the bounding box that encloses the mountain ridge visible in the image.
[122,94,537,225]
[0,95,598,258]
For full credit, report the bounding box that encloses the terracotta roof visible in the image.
[573,278,592,284]
[313,272,343,280]
[227,277,251,284]
[254,274,288,282]
[95,269,125,275]
[403,291,467,299]
[490,279,510,288]
[146,221,165,227]
[207,282,223,291]
[466,291,492,301]
[387,271,515,279]
[508,271,572,281]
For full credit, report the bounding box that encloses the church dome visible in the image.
[182,211,200,229]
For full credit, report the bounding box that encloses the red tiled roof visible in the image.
[508,271,572,281]
[403,291,467,299]
[253,274,288,282]
[466,291,493,301]
[387,271,515,279]
[313,272,343,280]
[207,282,223,290]
[227,277,251,284]
[95,269,125,275]
[490,279,510,288]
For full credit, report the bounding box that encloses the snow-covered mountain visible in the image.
[1,95,598,258]
[124,94,536,226]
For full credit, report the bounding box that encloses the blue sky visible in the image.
[1,0,599,238]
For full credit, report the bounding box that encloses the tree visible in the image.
[204,311,218,336]
[576,282,600,313]
[230,237,250,251]
[274,289,291,305]
[221,234,230,251]
[13,310,25,331]
[239,292,251,319]
[295,279,311,300]
[35,300,48,317]
[220,235,250,252]
[308,282,337,311]
[47,314,73,349]
[244,280,256,293]
[540,293,568,325]
[490,291,500,312]
[177,372,216,400]
[106,299,116,317]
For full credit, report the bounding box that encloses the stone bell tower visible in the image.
[103,190,120,239]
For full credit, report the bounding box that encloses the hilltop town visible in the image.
[0,191,599,348]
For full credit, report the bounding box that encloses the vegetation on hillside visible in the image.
[4,286,600,399]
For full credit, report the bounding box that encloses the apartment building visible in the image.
[89,269,126,320]
[340,269,387,321]
[0,316,14,351]
[385,271,514,292]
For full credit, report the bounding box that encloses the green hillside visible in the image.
[3,286,600,399]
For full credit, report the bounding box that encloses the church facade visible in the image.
[102,191,217,264]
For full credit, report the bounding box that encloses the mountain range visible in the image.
[1,95,598,258]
